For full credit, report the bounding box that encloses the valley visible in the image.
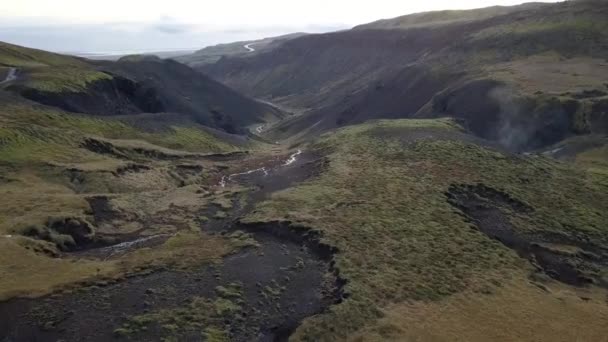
[1,1,608,341]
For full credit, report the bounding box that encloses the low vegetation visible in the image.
[245,118,608,340]
[116,283,244,341]
[0,42,112,92]
[0,232,234,301]
[0,103,241,165]
[0,96,248,302]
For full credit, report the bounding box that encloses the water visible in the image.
[220,150,303,187]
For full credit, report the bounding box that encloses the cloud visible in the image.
[0,18,344,53]
[153,23,194,34]
[150,16,197,34]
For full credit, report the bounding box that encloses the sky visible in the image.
[0,0,561,54]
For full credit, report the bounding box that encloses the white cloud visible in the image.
[0,0,562,26]
[0,0,562,52]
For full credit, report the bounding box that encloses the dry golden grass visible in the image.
[349,272,608,342]
[0,171,89,235]
[0,237,117,301]
[0,232,233,301]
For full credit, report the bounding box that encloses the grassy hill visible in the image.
[245,118,608,341]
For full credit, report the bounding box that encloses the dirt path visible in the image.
[0,149,341,341]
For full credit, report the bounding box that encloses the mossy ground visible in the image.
[244,118,608,340]
[0,103,241,165]
[0,42,112,92]
[0,171,248,300]
[24,66,112,92]
[116,283,244,341]
[349,272,608,342]
[0,95,254,301]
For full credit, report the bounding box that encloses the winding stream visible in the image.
[220,149,303,187]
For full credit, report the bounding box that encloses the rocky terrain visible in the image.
[1,1,608,341]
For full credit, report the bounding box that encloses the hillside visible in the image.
[0,42,283,134]
[98,56,284,133]
[353,2,548,30]
[245,118,608,341]
[174,33,308,68]
[202,0,608,151]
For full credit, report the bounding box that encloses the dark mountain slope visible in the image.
[98,56,283,133]
[1,42,282,134]
[202,0,608,150]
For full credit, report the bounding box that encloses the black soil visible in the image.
[447,183,608,288]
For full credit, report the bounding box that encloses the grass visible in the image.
[0,98,250,301]
[0,232,234,301]
[468,14,608,61]
[0,236,116,301]
[358,5,529,30]
[474,18,608,40]
[244,118,608,341]
[483,54,608,96]
[0,103,241,165]
[349,271,608,342]
[25,66,112,92]
[116,283,244,340]
[0,42,89,69]
[117,232,234,271]
[576,144,608,174]
[0,41,113,93]
[0,171,90,235]
[0,100,247,300]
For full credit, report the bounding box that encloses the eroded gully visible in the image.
[0,148,344,342]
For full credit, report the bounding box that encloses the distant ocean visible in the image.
[63,48,198,59]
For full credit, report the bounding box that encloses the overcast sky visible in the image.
[0,0,561,53]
